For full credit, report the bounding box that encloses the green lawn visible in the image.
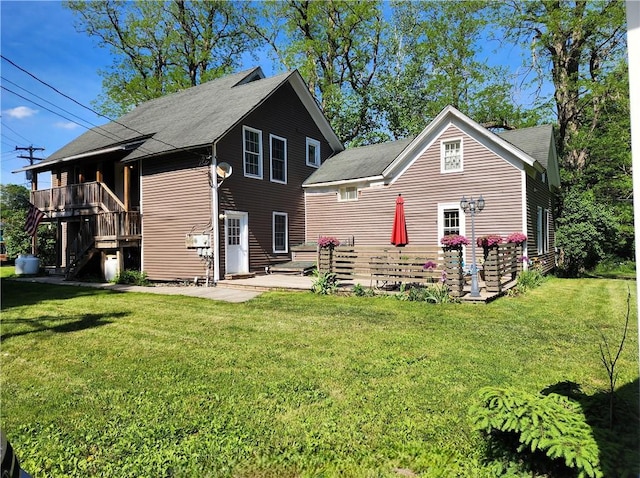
[1,277,638,477]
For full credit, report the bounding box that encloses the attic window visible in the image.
[338,186,358,202]
[441,139,463,173]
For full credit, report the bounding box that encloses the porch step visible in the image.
[224,272,256,280]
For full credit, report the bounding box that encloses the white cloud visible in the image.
[54,121,80,130]
[4,106,38,119]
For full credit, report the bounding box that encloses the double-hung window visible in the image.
[537,207,549,254]
[306,137,321,167]
[270,134,287,184]
[243,126,263,179]
[273,212,288,253]
[437,202,465,244]
[443,209,461,236]
[441,139,463,173]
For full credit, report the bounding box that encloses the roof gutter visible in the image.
[13,140,146,173]
[303,174,385,189]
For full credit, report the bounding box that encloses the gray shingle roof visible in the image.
[41,68,314,164]
[303,136,414,185]
[304,120,555,186]
[497,124,554,169]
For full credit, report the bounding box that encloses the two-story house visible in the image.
[23,67,343,281]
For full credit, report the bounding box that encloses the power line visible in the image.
[1,85,132,145]
[1,55,209,162]
[1,76,108,131]
[1,121,33,144]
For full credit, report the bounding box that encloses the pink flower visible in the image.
[476,235,503,247]
[507,232,527,245]
[423,260,438,270]
[318,236,340,248]
[440,234,470,247]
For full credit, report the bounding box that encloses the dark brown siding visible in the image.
[141,153,212,281]
[305,124,526,261]
[526,173,556,272]
[215,82,334,275]
[139,81,336,279]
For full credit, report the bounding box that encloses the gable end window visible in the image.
[338,186,358,202]
[441,139,463,173]
[270,134,287,184]
[273,212,288,253]
[306,137,321,168]
[243,126,263,179]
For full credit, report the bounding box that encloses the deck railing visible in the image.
[31,181,126,213]
[95,212,141,239]
[318,243,523,297]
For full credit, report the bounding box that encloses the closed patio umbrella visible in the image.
[390,194,408,246]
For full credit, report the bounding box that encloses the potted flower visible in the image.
[506,232,527,245]
[476,235,503,248]
[318,236,340,249]
[440,234,469,249]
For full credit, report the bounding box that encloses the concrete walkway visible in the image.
[11,272,321,303]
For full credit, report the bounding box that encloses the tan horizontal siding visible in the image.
[141,155,212,281]
[306,124,524,262]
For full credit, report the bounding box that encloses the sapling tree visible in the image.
[598,287,631,429]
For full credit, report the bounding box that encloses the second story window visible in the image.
[270,134,287,184]
[441,139,462,173]
[306,137,321,167]
[243,126,263,179]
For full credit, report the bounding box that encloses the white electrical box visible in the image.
[185,234,210,248]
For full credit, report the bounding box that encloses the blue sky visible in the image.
[1,1,550,190]
[1,1,111,188]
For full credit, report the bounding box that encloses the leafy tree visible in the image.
[66,0,259,116]
[0,184,57,264]
[373,0,540,140]
[555,188,618,276]
[1,184,31,259]
[252,0,384,144]
[496,0,627,174]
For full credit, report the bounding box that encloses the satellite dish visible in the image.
[216,162,232,179]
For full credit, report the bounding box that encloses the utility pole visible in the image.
[16,145,45,255]
[16,145,45,185]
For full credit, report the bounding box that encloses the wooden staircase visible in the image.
[65,220,97,280]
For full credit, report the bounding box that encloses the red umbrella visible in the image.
[390,194,408,246]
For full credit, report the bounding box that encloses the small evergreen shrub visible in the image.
[113,269,151,286]
[469,387,603,477]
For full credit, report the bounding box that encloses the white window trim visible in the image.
[243,125,263,179]
[437,202,466,241]
[537,207,550,254]
[306,137,321,168]
[440,138,463,173]
[269,134,287,184]
[338,186,358,202]
[273,211,288,254]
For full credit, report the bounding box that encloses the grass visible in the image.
[1,276,638,477]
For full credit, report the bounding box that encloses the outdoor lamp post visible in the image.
[460,195,485,297]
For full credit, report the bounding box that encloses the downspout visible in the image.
[211,141,220,283]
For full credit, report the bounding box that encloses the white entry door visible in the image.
[225,211,249,274]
